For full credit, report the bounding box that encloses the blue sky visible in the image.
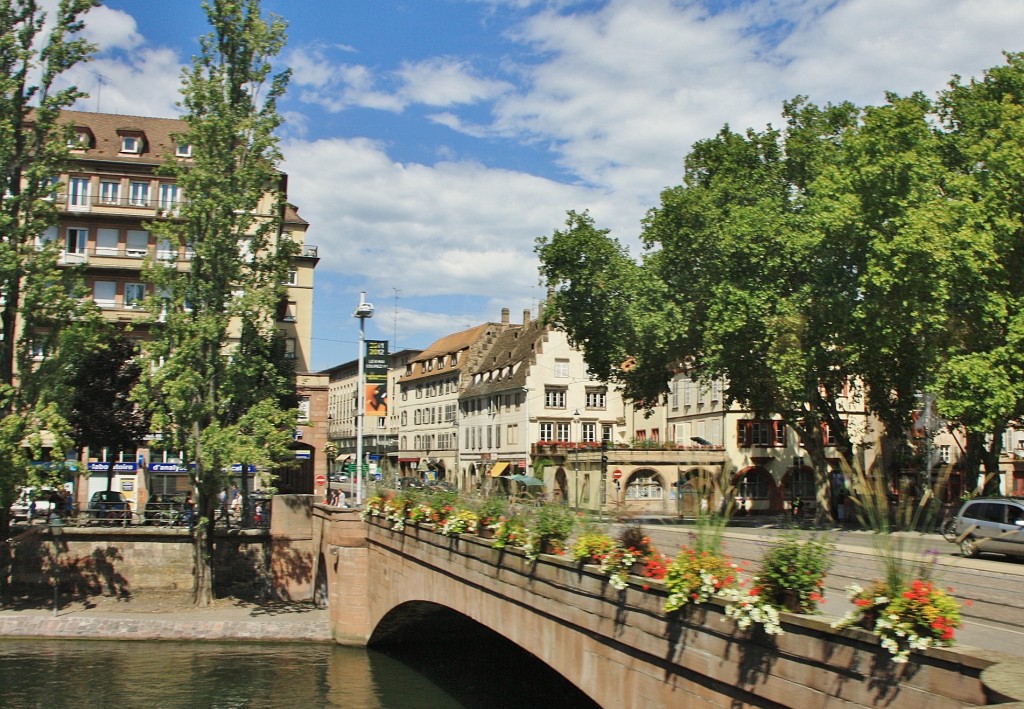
[66,0,1024,370]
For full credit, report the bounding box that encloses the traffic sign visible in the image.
[344,463,370,473]
[612,469,623,480]
[315,474,326,487]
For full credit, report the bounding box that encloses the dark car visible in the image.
[397,476,425,490]
[87,490,132,525]
[144,493,188,526]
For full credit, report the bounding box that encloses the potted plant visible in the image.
[832,579,962,662]
[662,547,739,613]
[571,528,617,565]
[439,508,479,538]
[473,495,508,538]
[754,534,833,613]
[525,502,578,559]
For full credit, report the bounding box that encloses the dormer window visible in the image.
[68,130,91,149]
[121,136,140,153]
[175,143,192,158]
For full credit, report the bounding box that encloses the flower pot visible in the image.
[780,589,803,613]
[478,526,495,539]
[540,538,563,555]
[631,562,647,577]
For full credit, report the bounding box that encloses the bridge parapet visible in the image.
[314,510,1024,708]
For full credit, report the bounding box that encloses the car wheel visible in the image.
[961,537,979,558]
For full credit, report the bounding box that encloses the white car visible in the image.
[9,487,58,521]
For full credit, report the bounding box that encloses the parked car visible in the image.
[397,476,425,490]
[143,493,188,525]
[954,497,1024,559]
[9,487,60,522]
[328,472,350,484]
[87,490,132,525]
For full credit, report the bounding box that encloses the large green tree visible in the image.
[134,0,297,605]
[933,53,1024,493]
[0,0,97,543]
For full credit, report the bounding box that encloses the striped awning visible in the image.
[489,461,509,477]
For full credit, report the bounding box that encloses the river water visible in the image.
[0,637,600,709]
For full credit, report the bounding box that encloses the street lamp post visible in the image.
[353,292,375,507]
[572,409,581,509]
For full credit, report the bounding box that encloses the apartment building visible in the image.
[47,110,319,503]
[459,308,622,502]
[394,314,516,482]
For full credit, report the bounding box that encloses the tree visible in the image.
[134,0,297,605]
[0,0,97,545]
[933,53,1024,494]
[65,329,150,492]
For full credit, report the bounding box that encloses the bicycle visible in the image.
[939,513,959,542]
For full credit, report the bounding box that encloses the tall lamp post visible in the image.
[572,409,581,509]
[354,292,375,507]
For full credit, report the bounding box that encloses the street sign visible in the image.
[315,474,326,487]
[344,464,370,473]
[612,469,623,480]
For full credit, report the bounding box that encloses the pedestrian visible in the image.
[254,501,264,526]
[184,492,196,529]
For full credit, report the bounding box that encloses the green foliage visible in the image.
[756,534,834,612]
[0,0,98,526]
[528,501,578,542]
[571,527,617,564]
[472,494,508,525]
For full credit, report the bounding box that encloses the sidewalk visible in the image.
[0,593,332,643]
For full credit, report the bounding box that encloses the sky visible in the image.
[59,0,1024,370]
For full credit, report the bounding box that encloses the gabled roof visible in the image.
[462,319,549,396]
[400,323,501,383]
[57,110,189,166]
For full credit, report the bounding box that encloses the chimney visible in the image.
[523,309,531,326]
[501,307,509,325]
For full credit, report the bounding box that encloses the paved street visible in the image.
[618,520,1024,658]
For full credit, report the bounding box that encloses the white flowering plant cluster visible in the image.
[600,547,643,591]
[720,582,783,636]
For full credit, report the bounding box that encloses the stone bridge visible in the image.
[309,505,1023,709]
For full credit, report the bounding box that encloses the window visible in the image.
[283,268,298,285]
[129,181,150,207]
[121,135,141,153]
[281,301,297,322]
[556,422,571,442]
[65,227,87,254]
[284,338,296,359]
[507,424,518,445]
[544,387,566,409]
[822,420,847,447]
[68,177,90,209]
[93,280,116,308]
[937,445,951,464]
[96,228,118,256]
[683,381,693,407]
[737,420,786,447]
[156,238,176,260]
[736,469,773,500]
[175,143,192,158]
[625,472,664,500]
[671,380,679,410]
[126,230,149,256]
[297,397,310,422]
[554,359,569,378]
[582,422,597,443]
[124,283,146,308]
[158,183,183,214]
[99,181,120,205]
[540,422,553,441]
[37,226,58,246]
[602,425,612,443]
[585,388,606,409]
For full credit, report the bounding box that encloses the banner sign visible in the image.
[88,461,138,473]
[365,340,389,418]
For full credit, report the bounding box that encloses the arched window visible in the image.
[735,468,773,500]
[625,471,664,500]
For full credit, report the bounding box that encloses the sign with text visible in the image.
[364,340,389,418]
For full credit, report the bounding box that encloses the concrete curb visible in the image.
[0,613,332,643]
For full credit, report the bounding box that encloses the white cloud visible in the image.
[67,49,184,118]
[395,57,513,106]
[81,5,144,51]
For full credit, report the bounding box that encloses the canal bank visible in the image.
[0,593,331,643]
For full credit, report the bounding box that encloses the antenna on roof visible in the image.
[92,72,106,112]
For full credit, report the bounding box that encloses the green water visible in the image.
[0,638,599,708]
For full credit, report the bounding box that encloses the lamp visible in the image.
[48,513,65,617]
[353,292,374,507]
[572,409,581,509]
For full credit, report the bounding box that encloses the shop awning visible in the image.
[489,461,509,477]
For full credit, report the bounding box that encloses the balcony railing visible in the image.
[57,193,186,216]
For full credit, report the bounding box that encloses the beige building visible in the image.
[45,110,319,503]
